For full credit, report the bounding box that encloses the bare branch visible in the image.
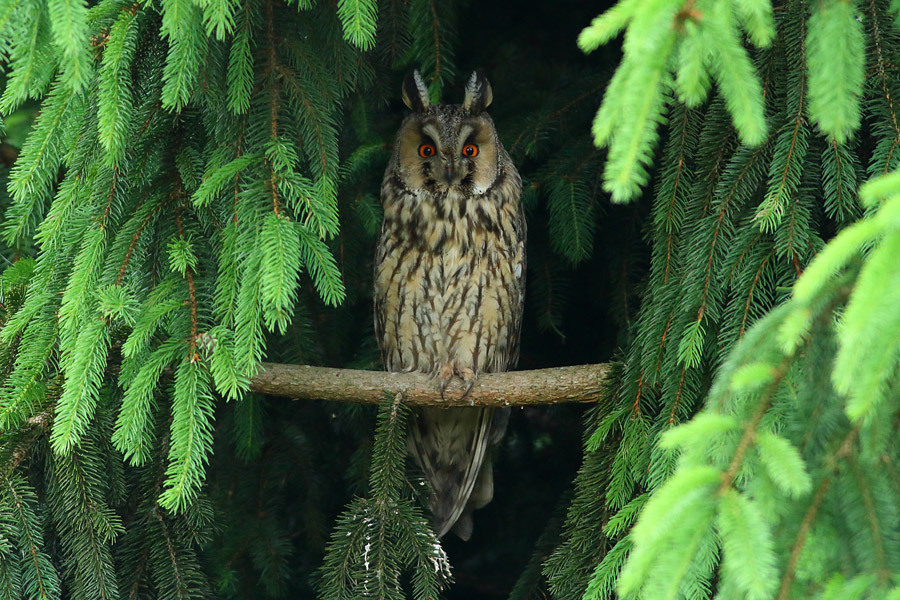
[249,362,615,407]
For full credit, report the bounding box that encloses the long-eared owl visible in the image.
[375,70,526,539]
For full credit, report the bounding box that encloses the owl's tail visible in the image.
[407,406,506,540]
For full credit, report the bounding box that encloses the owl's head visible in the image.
[392,70,502,194]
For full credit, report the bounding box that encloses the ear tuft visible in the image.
[462,70,493,113]
[401,70,430,112]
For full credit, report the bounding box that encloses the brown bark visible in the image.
[249,362,614,406]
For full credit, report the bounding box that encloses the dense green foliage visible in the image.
[553,1,900,599]
[0,0,899,598]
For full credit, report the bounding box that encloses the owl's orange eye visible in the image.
[462,144,478,157]
[418,144,435,158]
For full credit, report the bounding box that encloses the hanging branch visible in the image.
[248,362,615,406]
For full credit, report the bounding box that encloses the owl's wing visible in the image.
[408,406,495,539]
[506,203,527,371]
[373,221,395,370]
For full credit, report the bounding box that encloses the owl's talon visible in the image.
[436,365,454,402]
[458,368,477,400]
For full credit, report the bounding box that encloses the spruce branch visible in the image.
[776,426,860,600]
[3,475,60,598]
[738,247,775,337]
[718,351,790,493]
[847,450,890,584]
[115,195,164,286]
[248,362,614,406]
[428,0,441,86]
[1,408,52,478]
[866,0,900,175]
[174,207,199,360]
[776,475,832,600]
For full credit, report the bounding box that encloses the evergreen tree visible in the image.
[0,0,898,599]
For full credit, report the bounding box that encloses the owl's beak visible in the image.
[443,163,456,185]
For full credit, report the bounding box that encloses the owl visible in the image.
[374,70,526,540]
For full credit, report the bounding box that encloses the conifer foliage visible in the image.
[548,1,900,599]
[0,0,458,596]
[0,0,900,598]
[318,397,450,600]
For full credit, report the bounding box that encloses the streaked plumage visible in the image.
[374,71,525,539]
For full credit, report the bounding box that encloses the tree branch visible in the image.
[249,362,615,407]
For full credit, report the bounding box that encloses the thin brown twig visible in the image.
[174,208,199,359]
[776,427,860,600]
[116,196,163,286]
[719,358,791,493]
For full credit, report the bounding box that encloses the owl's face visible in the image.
[393,71,500,195]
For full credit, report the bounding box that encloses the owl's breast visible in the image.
[375,183,526,376]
